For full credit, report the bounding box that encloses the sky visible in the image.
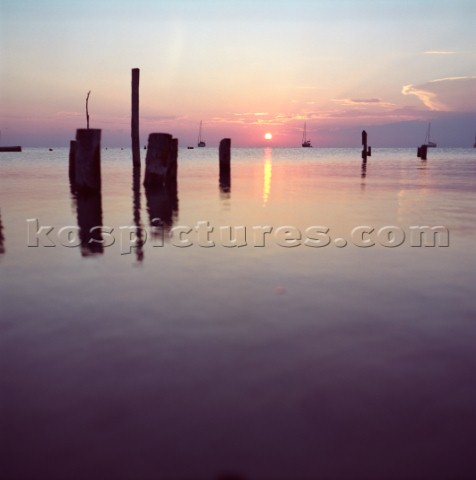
[1,0,476,147]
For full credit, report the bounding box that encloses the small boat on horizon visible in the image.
[302,122,312,147]
[197,121,206,147]
[424,122,437,148]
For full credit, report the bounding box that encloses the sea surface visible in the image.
[1,147,476,479]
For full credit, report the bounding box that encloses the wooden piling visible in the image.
[361,130,371,160]
[144,133,172,186]
[69,140,77,185]
[418,144,428,160]
[166,138,178,185]
[219,138,231,193]
[75,129,101,191]
[219,138,231,168]
[131,68,140,166]
[0,210,5,255]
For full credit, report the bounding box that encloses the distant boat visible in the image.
[473,132,476,148]
[187,146,194,150]
[302,122,312,147]
[197,121,206,147]
[424,122,437,147]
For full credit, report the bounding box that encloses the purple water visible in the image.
[1,147,475,479]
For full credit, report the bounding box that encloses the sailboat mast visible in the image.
[197,120,206,147]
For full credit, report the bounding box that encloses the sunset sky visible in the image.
[1,0,476,147]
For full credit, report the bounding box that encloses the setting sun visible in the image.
[264,132,273,140]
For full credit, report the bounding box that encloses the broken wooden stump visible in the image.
[417,144,428,160]
[166,137,178,186]
[219,138,231,193]
[144,133,172,186]
[74,129,101,191]
[219,138,231,168]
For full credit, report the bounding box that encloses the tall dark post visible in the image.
[75,129,101,191]
[131,68,140,166]
[361,130,371,160]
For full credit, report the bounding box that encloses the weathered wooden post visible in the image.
[219,138,231,168]
[417,144,428,160]
[75,129,101,191]
[69,140,77,185]
[144,133,172,186]
[0,210,5,255]
[219,138,231,193]
[166,137,178,185]
[131,68,140,166]
[361,130,371,160]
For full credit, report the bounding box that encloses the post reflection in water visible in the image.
[132,165,144,263]
[70,185,104,257]
[219,159,231,199]
[361,160,367,179]
[0,210,5,255]
[144,181,179,241]
[262,147,272,206]
[360,159,368,192]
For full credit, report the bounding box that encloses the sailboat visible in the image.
[197,121,206,147]
[302,122,312,147]
[424,123,437,148]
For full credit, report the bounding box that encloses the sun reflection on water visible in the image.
[262,147,272,206]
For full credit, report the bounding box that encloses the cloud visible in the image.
[332,98,395,107]
[402,77,476,111]
[423,50,456,55]
[233,112,269,117]
[55,111,81,118]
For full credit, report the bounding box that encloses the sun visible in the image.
[264,132,273,140]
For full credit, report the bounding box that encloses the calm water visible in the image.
[1,147,476,479]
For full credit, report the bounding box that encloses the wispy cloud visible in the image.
[423,50,456,55]
[332,98,395,108]
[402,76,476,111]
[55,111,81,118]
[402,84,442,110]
